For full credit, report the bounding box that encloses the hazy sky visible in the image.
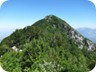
[0,0,96,40]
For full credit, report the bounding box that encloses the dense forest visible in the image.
[0,15,96,72]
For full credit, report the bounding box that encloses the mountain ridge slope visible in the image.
[0,15,96,72]
[77,28,96,44]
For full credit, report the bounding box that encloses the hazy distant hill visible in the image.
[0,15,96,72]
[77,28,96,44]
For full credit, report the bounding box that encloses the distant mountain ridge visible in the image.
[0,15,96,72]
[77,28,96,44]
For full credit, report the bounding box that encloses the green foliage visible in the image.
[82,48,96,70]
[0,15,96,72]
[0,44,10,56]
[0,51,22,72]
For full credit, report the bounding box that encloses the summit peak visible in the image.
[44,15,57,20]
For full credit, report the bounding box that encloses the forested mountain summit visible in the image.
[0,15,96,72]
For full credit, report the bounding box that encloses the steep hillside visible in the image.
[0,15,96,72]
[77,28,96,44]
